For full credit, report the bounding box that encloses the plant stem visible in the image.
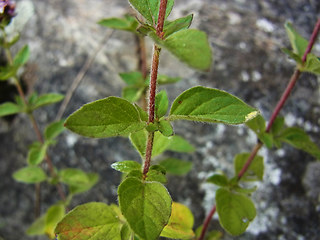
[2,32,66,201]
[136,34,148,111]
[142,0,167,177]
[198,18,320,240]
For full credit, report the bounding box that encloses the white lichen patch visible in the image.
[256,18,275,33]
[66,133,79,147]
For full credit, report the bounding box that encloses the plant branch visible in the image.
[198,18,320,240]
[143,0,167,177]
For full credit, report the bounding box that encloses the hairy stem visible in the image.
[198,18,320,240]
[143,0,167,177]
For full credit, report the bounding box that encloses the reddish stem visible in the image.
[198,205,217,240]
[198,18,320,240]
[143,0,167,177]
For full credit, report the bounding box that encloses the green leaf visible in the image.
[45,204,65,239]
[55,202,124,240]
[161,202,195,239]
[0,66,18,81]
[118,177,172,240]
[164,14,193,38]
[0,102,23,117]
[246,115,266,134]
[234,153,264,181]
[26,215,46,236]
[284,22,308,57]
[301,53,320,75]
[128,0,174,25]
[281,48,302,64]
[59,168,90,186]
[146,165,167,184]
[134,104,148,122]
[155,90,169,118]
[270,116,285,135]
[69,173,99,195]
[122,86,144,103]
[13,166,47,184]
[119,71,144,85]
[162,29,212,71]
[169,86,259,124]
[159,158,192,176]
[111,161,142,173]
[45,120,65,141]
[98,15,139,32]
[13,45,30,67]
[65,97,146,138]
[27,143,47,165]
[278,127,320,160]
[234,185,258,194]
[207,174,229,187]
[130,130,172,157]
[166,135,195,153]
[158,120,174,136]
[31,93,64,110]
[258,132,274,149]
[157,74,181,85]
[216,188,256,236]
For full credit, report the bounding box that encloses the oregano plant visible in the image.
[1,0,319,239]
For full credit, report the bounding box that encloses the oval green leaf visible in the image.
[0,102,23,117]
[216,188,256,236]
[31,93,64,110]
[163,29,212,71]
[65,97,146,138]
[55,202,123,240]
[118,177,172,240]
[45,120,65,141]
[169,86,259,124]
[159,158,192,176]
[13,166,47,184]
[111,160,142,173]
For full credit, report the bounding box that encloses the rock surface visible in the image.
[0,0,319,239]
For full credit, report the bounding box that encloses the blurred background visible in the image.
[0,0,319,239]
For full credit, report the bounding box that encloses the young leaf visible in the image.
[152,131,172,156]
[166,135,195,153]
[277,127,320,160]
[98,15,139,32]
[161,29,212,71]
[13,166,47,184]
[301,53,320,75]
[270,116,285,136]
[26,215,46,236]
[13,45,30,67]
[122,86,144,103]
[119,71,144,85]
[157,75,181,85]
[134,103,148,122]
[159,158,192,176]
[281,48,303,64]
[27,143,47,165]
[155,90,169,118]
[216,188,256,236]
[128,0,174,25]
[169,86,259,124]
[111,160,142,173]
[163,14,193,38]
[246,115,266,134]
[59,168,90,185]
[207,174,229,187]
[161,202,195,239]
[69,173,99,195]
[0,66,17,81]
[130,129,148,157]
[118,177,172,240]
[0,102,23,117]
[146,168,167,184]
[31,93,64,110]
[45,204,65,239]
[234,153,264,181]
[44,120,65,141]
[55,202,124,240]
[158,120,174,136]
[284,22,308,58]
[65,97,146,138]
